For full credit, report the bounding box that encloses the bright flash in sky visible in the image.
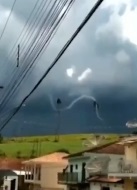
[0,9,10,24]
[78,68,92,82]
[121,6,137,45]
[66,66,75,77]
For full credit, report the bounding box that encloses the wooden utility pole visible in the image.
[54,98,62,142]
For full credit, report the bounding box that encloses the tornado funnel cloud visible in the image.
[49,94,103,121]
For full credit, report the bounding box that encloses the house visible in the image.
[0,158,24,170]
[23,152,68,190]
[2,170,30,190]
[58,136,137,190]
[0,158,28,190]
[108,136,137,190]
[85,142,124,190]
[58,141,125,190]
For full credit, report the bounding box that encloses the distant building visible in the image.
[0,158,28,190]
[58,141,125,190]
[58,136,137,190]
[108,136,137,190]
[22,152,68,190]
[2,170,29,190]
[0,158,24,171]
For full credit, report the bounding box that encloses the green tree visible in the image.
[16,150,22,158]
[0,133,3,143]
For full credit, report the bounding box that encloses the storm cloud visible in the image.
[0,0,137,136]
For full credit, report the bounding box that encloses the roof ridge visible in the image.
[64,140,121,158]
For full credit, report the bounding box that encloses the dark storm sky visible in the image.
[0,0,137,136]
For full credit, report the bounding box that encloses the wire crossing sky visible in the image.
[0,0,75,118]
[0,0,137,135]
[0,0,104,132]
[0,0,17,43]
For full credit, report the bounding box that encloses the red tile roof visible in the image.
[95,143,124,155]
[0,158,24,170]
[64,140,124,158]
[23,152,68,165]
[87,176,122,183]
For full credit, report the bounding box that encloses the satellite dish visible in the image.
[82,135,104,148]
[126,119,137,128]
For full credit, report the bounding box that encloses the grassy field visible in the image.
[0,134,119,158]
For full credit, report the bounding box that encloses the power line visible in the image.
[0,0,68,114]
[0,0,49,103]
[0,0,50,98]
[8,0,42,59]
[0,0,61,109]
[0,0,104,131]
[0,0,17,43]
[0,0,72,124]
[0,0,75,118]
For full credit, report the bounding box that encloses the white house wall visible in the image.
[108,155,124,173]
[125,144,137,166]
[90,182,123,190]
[41,164,67,190]
[84,153,124,173]
[4,176,18,190]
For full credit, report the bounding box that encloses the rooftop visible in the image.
[87,176,122,183]
[0,158,24,170]
[118,136,137,145]
[93,143,124,155]
[23,152,68,165]
[64,140,124,158]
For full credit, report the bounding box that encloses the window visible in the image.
[38,166,41,180]
[70,165,73,173]
[101,187,110,190]
[75,164,78,169]
[35,165,41,180]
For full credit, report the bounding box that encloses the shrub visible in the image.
[16,151,22,158]
[0,133,3,144]
[56,148,69,154]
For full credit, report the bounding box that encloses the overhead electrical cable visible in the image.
[0,0,64,110]
[10,0,74,92]
[8,0,43,58]
[1,0,60,96]
[0,0,74,117]
[0,0,52,95]
[0,0,68,113]
[0,0,17,43]
[0,0,51,91]
[0,0,73,116]
[0,0,104,131]
[10,0,52,65]
[0,1,73,124]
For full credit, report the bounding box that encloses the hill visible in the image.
[0,134,119,158]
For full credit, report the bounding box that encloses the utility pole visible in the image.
[17,44,20,67]
[54,98,62,142]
